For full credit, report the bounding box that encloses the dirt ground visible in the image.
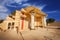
[0,27,60,40]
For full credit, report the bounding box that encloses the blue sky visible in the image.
[0,0,60,21]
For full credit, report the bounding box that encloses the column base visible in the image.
[31,28,35,30]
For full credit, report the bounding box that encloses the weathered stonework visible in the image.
[0,6,47,31]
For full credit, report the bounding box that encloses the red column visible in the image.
[21,13,24,30]
[21,19,24,30]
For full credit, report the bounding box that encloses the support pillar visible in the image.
[42,16,46,27]
[31,13,35,29]
[14,10,21,31]
[44,17,46,26]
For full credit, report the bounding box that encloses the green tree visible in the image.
[46,18,55,25]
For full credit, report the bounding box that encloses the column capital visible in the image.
[30,12,36,16]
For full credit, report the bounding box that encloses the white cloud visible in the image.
[1,0,46,10]
[0,5,9,20]
[0,0,16,8]
[22,3,31,6]
[32,4,46,10]
[1,0,28,4]
[0,0,29,7]
[0,13,8,20]
[22,3,46,10]
[46,11,60,13]
[39,5,46,10]
[2,0,28,5]
[6,4,17,7]
[1,0,15,5]
[14,0,28,4]
[0,5,8,12]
